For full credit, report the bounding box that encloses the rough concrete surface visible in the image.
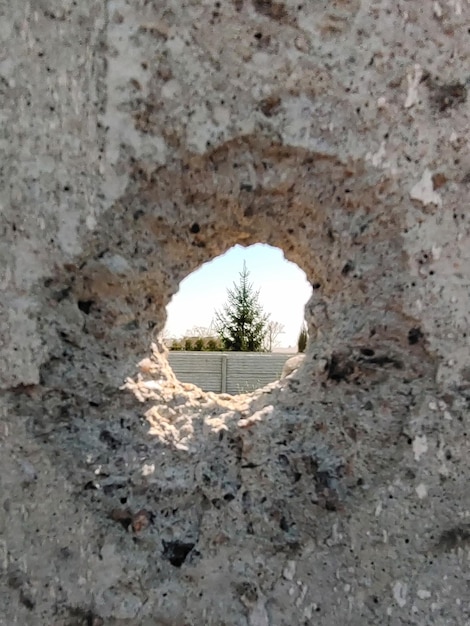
[1,0,470,624]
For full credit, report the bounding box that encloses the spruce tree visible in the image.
[297,323,308,353]
[214,262,269,351]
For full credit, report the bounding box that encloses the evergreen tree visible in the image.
[214,262,269,351]
[297,323,308,353]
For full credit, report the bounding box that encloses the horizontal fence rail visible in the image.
[167,352,294,394]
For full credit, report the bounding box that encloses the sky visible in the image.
[164,244,312,347]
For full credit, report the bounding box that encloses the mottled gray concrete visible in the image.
[1,1,470,624]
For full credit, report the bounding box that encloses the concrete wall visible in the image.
[168,352,292,394]
[2,1,470,624]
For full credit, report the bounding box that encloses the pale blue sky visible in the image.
[164,244,312,347]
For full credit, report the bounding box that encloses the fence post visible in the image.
[221,355,227,393]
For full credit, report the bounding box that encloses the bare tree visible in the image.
[185,325,214,338]
[263,320,285,352]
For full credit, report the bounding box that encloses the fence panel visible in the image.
[167,352,224,393]
[167,352,292,394]
[225,353,290,394]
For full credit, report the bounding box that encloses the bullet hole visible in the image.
[360,348,375,357]
[78,300,94,314]
[254,32,263,39]
[165,243,311,392]
[408,327,423,345]
[190,222,200,234]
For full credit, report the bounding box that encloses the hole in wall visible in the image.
[161,243,312,395]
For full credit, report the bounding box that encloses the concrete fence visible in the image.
[167,351,294,394]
